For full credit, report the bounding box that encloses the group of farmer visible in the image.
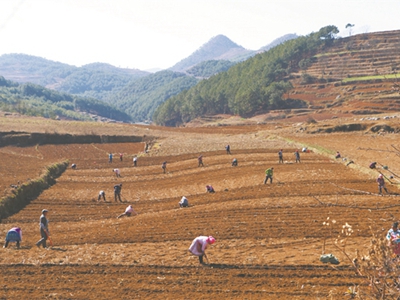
[263,149,303,185]
[3,144,397,265]
[3,209,50,249]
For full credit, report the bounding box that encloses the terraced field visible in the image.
[1,121,399,299]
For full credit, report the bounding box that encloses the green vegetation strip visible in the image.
[342,73,400,83]
[314,50,356,57]
[0,160,69,222]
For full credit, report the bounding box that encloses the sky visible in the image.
[1,0,400,71]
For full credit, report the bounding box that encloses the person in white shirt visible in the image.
[188,236,216,264]
[98,190,106,202]
[117,205,138,219]
[113,169,121,177]
[179,196,189,208]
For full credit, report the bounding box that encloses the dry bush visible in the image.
[355,230,400,299]
[324,217,400,299]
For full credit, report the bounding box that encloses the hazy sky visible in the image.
[1,0,400,71]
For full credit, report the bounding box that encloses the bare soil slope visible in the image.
[0,117,399,299]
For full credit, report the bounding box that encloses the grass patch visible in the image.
[342,73,400,83]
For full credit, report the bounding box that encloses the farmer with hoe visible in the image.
[98,190,106,202]
[3,227,22,249]
[225,144,231,154]
[188,235,216,264]
[294,150,301,163]
[117,205,138,218]
[109,152,113,163]
[264,167,274,184]
[162,161,167,173]
[133,155,138,167]
[114,183,123,202]
[198,155,204,167]
[377,174,389,194]
[36,209,50,249]
[386,222,400,256]
[278,149,283,163]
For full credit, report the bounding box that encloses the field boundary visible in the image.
[0,132,148,147]
[0,160,69,222]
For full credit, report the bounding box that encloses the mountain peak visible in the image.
[206,34,244,49]
[169,35,251,72]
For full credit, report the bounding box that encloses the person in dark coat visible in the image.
[36,209,50,248]
[114,183,123,202]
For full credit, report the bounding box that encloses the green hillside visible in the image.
[258,33,299,52]
[153,26,339,126]
[108,70,199,123]
[0,76,132,122]
[186,60,236,78]
[0,54,149,101]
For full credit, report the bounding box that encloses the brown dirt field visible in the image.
[1,117,400,299]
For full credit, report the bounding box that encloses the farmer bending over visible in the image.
[117,205,138,219]
[232,158,238,167]
[98,190,106,202]
[179,196,189,208]
[188,236,216,264]
[4,227,22,249]
[206,185,215,193]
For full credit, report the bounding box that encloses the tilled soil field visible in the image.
[1,122,399,299]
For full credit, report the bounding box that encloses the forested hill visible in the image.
[154,26,400,126]
[0,54,149,100]
[108,70,199,123]
[153,26,339,126]
[0,76,132,122]
[169,35,254,72]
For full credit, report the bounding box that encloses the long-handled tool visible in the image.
[204,253,210,264]
[45,230,53,247]
[274,176,283,184]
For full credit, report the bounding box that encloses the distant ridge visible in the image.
[258,33,299,52]
[0,53,149,100]
[169,35,253,72]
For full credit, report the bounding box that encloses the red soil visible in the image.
[1,120,399,299]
